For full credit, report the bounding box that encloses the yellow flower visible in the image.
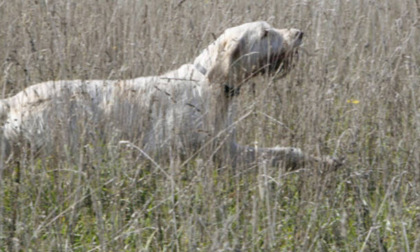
[347,99,360,104]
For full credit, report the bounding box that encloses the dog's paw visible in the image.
[324,155,345,170]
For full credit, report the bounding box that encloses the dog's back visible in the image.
[0,77,208,157]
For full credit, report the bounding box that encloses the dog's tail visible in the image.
[0,99,10,159]
[0,99,10,124]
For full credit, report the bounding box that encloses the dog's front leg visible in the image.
[231,142,340,169]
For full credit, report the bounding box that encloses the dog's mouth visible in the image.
[249,31,304,78]
[268,31,303,74]
[258,48,300,76]
[294,32,304,47]
[257,31,303,76]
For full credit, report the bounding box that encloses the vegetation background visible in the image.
[1,0,420,251]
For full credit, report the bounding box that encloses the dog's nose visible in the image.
[297,31,304,40]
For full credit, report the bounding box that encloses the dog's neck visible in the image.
[194,63,207,76]
[193,38,220,73]
[195,63,240,98]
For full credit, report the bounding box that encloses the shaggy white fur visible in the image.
[0,21,337,168]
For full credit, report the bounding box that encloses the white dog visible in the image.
[0,21,337,168]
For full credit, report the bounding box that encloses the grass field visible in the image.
[1,0,420,251]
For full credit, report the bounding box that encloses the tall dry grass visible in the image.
[1,0,420,251]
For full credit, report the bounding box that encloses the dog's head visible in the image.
[206,21,303,85]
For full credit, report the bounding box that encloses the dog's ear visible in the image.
[206,34,243,84]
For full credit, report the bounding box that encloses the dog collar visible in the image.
[195,63,207,75]
[224,84,240,97]
[195,63,239,97]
